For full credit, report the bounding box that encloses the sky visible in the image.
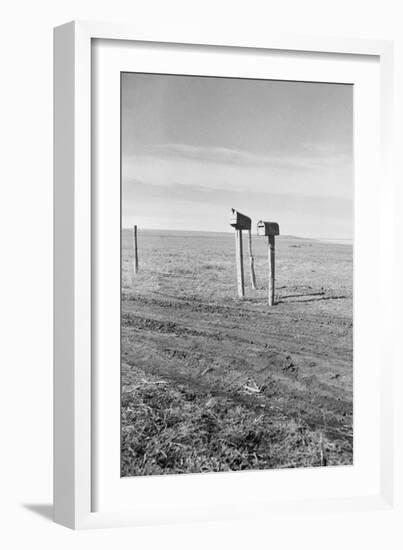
[121,73,353,240]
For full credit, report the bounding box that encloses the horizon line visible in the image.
[121,226,353,241]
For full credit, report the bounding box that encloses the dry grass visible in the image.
[121,375,349,477]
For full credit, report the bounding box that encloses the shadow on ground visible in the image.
[23,504,53,522]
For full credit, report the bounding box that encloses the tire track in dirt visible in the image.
[122,305,353,367]
[121,302,353,448]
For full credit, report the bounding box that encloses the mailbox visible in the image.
[230,208,252,230]
[257,220,280,236]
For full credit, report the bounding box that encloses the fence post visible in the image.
[133,225,139,275]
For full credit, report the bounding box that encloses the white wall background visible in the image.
[0,1,402,548]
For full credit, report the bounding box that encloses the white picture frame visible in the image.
[54,20,395,530]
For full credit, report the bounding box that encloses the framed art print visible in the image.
[54,21,395,529]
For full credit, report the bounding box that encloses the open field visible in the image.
[121,229,353,476]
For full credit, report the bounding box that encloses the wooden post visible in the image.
[247,229,257,290]
[235,229,245,298]
[257,221,279,306]
[133,225,139,275]
[268,235,275,306]
[230,209,251,299]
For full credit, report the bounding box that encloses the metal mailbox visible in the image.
[230,208,252,230]
[257,220,280,236]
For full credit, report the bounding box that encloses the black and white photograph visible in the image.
[120,72,353,477]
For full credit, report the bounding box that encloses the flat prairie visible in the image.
[121,229,353,476]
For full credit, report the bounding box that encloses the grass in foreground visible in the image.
[121,374,350,477]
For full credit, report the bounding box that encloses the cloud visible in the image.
[122,179,352,227]
[135,142,352,171]
[122,179,352,239]
[122,142,353,200]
